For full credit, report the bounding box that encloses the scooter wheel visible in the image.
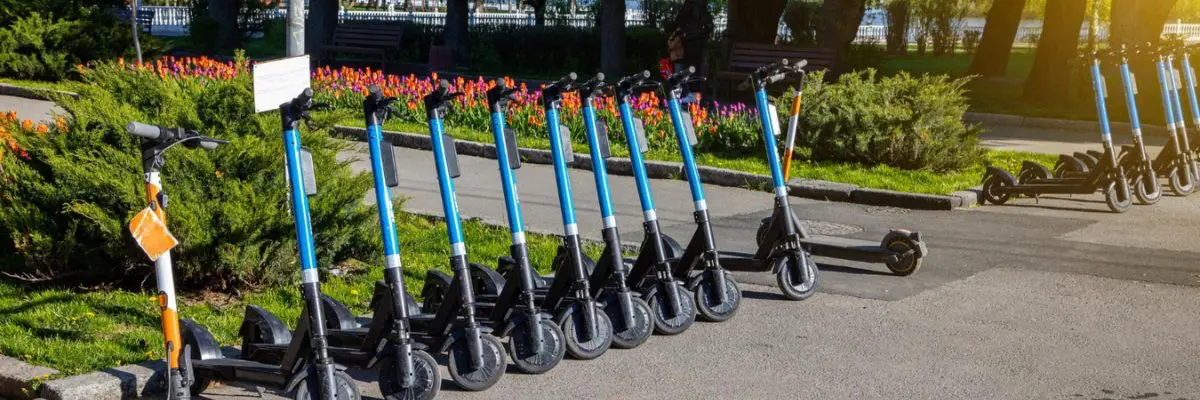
[1168,167,1194,196]
[448,333,506,391]
[1103,180,1132,213]
[1017,169,1041,184]
[883,235,922,276]
[605,293,653,349]
[981,175,1012,205]
[693,270,741,323]
[649,284,696,335]
[559,303,613,360]
[293,369,361,400]
[507,317,566,374]
[378,349,440,400]
[1131,173,1161,205]
[775,251,819,301]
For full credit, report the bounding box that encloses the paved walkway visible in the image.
[6,95,1200,398]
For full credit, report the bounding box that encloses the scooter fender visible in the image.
[1019,160,1052,180]
[437,326,496,354]
[883,229,927,258]
[419,270,453,313]
[179,319,224,360]
[467,262,505,295]
[239,305,292,346]
[1055,154,1087,176]
[319,294,358,330]
[282,363,350,394]
[370,280,422,317]
[983,166,1016,184]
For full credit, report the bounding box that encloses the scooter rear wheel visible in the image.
[292,369,361,400]
[1103,180,1132,213]
[775,251,819,301]
[883,235,922,276]
[693,270,741,323]
[507,318,566,374]
[378,349,439,400]
[447,333,506,391]
[605,293,653,349]
[559,303,613,360]
[981,175,1012,205]
[1131,173,1161,205]
[649,284,696,335]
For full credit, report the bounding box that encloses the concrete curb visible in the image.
[0,84,80,101]
[38,359,161,400]
[0,355,58,400]
[334,125,971,210]
[964,111,1171,137]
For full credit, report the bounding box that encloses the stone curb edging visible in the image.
[0,355,57,400]
[0,84,81,101]
[964,111,1171,137]
[334,125,971,210]
[39,360,162,400]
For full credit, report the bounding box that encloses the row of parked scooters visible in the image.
[131,59,928,400]
[982,44,1200,213]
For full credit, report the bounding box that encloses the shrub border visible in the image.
[332,125,974,211]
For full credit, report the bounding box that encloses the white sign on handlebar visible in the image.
[253,55,311,113]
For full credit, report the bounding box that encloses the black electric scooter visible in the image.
[419,80,569,372]
[982,50,1134,213]
[175,90,362,400]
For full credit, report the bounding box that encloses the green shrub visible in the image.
[797,69,984,171]
[0,57,378,290]
[0,9,163,80]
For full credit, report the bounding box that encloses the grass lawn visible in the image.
[0,211,596,377]
[360,118,1056,195]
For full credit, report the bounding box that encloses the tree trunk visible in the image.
[445,0,469,66]
[968,0,1026,77]
[306,0,339,58]
[1110,0,1178,50]
[599,0,625,77]
[1022,0,1086,103]
[816,0,867,74]
[885,0,910,55]
[526,0,546,26]
[209,0,240,52]
[725,0,787,43]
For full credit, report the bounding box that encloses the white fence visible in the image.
[140,6,1200,46]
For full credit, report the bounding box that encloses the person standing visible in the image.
[666,0,713,98]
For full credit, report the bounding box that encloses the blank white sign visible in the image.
[253,55,311,113]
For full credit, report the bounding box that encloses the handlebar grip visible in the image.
[126,122,167,140]
[368,84,383,97]
[793,59,808,71]
[293,88,314,106]
[198,140,221,150]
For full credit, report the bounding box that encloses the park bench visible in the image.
[321,23,405,70]
[714,42,836,95]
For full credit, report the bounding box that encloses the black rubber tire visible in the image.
[693,270,741,323]
[447,333,506,391]
[1131,173,1161,205]
[883,236,922,276]
[1104,180,1132,214]
[1017,169,1038,184]
[293,370,361,400]
[559,304,613,360]
[507,318,566,374]
[605,294,653,349]
[981,175,1012,205]
[378,349,440,400]
[1169,166,1195,196]
[775,251,819,301]
[649,284,696,335]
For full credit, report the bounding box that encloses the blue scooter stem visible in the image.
[753,88,788,196]
[581,104,617,230]
[543,104,599,340]
[1183,53,1200,128]
[619,103,657,220]
[1092,59,1114,146]
[1167,56,1199,182]
[665,99,707,210]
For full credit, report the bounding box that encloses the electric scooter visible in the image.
[128,121,227,400]
[610,70,699,335]
[1161,51,1199,193]
[982,50,1134,213]
[168,90,363,400]
[424,76,614,360]
[416,81,569,372]
[644,66,748,309]
[761,60,927,278]
[1178,47,1200,160]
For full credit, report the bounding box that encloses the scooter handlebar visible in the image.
[126,122,168,140]
[548,73,578,91]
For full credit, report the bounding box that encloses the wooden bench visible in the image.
[321,23,405,70]
[714,42,836,95]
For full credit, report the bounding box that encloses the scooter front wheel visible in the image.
[293,369,361,400]
[775,251,819,301]
[693,270,741,323]
[448,333,506,391]
[507,317,566,374]
[1168,167,1194,196]
[378,349,440,400]
[649,284,696,335]
[1131,173,1161,205]
[559,303,613,360]
[1103,180,1132,213]
[883,235,922,276]
[605,293,653,349]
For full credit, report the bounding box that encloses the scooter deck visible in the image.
[244,342,375,367]
[801,235,897,264]
[192,358,287,386]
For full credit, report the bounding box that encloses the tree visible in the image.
[599,0,626,77]
[885,0,911,55]
[1022,0,1086,103]
[816,0,868,73]
[968,0,1027,77]
[208,0,240,52]
[445,0,469,65]
[724,0,786,43]
[1109,0,1178,50]
[524,0,547,26]
[306,0,339,58]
